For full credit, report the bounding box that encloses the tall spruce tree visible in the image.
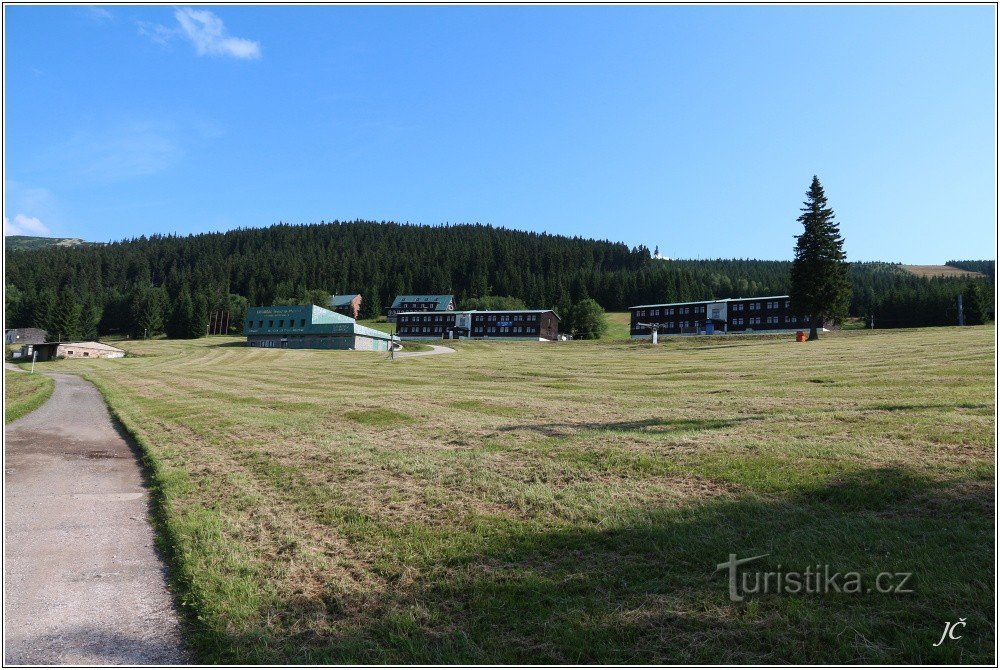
[50,291,82,342]
[80,296,102,341]
[189,293,209,338]
[34,288,57,339]
[963,281,988,326]
[138,289,168,338]
[166,288,194,339]
[789,176,851,340]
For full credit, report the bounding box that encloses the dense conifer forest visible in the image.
[4,220,992,339]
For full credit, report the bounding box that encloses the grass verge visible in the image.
[4,371,55,423]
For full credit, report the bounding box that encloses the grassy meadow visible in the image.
[23,326,995,663]
[4,370,55,424]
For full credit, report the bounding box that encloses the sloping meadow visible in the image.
[38,327,995,663]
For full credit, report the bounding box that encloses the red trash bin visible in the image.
[795,331,807,342]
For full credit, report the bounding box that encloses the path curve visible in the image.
[3,372,189,664]
[395,344,456,358]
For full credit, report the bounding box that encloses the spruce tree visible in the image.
[50,291,82,342]
[789,176,851,340]
[80,296,102,340]
[139,289,167,338]
[166,288,194,339]
[34,288,56,339]
[189,293,208,338]
[963,281,988,326]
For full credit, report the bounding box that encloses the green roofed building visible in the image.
[244,304,397,351]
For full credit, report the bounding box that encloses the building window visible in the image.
[278,320,285,327]
[300,319,306,327]
[248,320,253,329]
[268,320,274,328]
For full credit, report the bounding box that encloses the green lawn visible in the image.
[605,311,632,339]
[32,327,995,663]
[4,370,55,423]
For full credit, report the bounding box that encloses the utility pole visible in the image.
[636,322,661,345]
[957,293,965,326]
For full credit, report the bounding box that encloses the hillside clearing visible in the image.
[902,264,986,279]
[28,327,995,663]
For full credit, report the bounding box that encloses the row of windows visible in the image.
[636,301,790,318]
[730,315,806,326]
[637,314,811,330]
[398,302,441,309]
[636,306,706,317]
[400,325,537,336]
[249,318,307,329]
[731,300,790,311]
[399,314,456,324]
[399,325,446,333]
[473,313,539,322]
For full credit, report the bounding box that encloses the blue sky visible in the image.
[4,5,996,262]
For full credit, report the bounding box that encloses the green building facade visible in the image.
[244,304,396,351]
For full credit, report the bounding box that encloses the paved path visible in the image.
[4,372,189,664]
[395,344,456,358]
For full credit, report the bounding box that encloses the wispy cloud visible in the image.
[136,20,175,46]
[30,122,182,185]
[137,8,261,60]
[72,123,182,182]
[4,214,51,237]
[85,6,114,23]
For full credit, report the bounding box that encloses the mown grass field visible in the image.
[27,327,995,663]
[4,370,55,424]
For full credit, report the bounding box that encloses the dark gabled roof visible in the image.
[390,295,454,310]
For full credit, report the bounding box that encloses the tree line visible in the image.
[3,219,991,340]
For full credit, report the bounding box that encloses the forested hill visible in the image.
[3,220,992,337]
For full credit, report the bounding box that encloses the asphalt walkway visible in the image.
[395,344,456,358]
[3,372,189,664]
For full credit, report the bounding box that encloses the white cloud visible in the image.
[4,214,51,237]
[139,8,261,59]
[136,20,176,46]
[86,6,114,23]
[174,8,261,59]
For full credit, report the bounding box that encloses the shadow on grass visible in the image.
[190,467,993,664]
[497,416,758,437]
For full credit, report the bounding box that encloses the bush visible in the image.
[570,299,608,340]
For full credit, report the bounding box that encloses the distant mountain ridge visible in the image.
[5,235,93,251]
